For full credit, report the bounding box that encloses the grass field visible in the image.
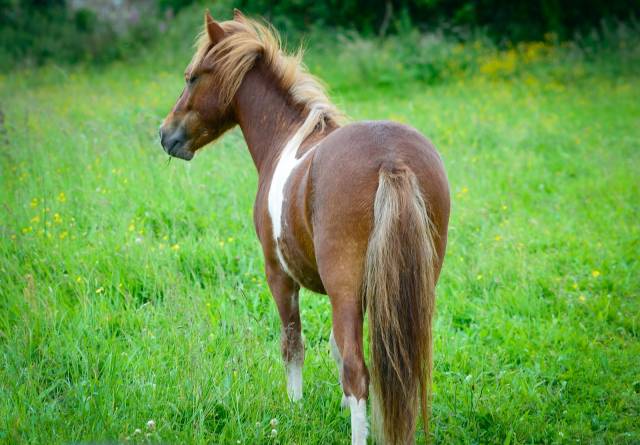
[1,14,639,445]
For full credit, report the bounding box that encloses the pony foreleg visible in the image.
[266,261,304,401]
[283,315,304,401]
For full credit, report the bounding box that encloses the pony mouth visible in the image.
[160,125,194,160]
[167,144,194,160]
[162,136,194,160]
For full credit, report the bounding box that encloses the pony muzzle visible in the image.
[159,124,193,160]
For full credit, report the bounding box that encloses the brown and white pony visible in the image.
[159,10,450,444]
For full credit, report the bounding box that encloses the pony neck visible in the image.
[233,62,308,174]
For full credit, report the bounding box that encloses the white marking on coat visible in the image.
[347,396,368,445]
[267,106,326,274]
[286,361,303,401]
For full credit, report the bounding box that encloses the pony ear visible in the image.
[233,8,246,21]
[204,10,225,43]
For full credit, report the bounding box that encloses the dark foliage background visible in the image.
[1,0,638,69]
[0,0,159,68]
[238,0,638,40]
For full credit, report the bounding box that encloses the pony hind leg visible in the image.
[265,260,304,401]
[330,299,370,445]
[329,329,349,408]
[316,235,371,444]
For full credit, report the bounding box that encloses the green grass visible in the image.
[1,19,639,445]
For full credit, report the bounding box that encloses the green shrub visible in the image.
[0,0,188,71]
[303,19,640,91]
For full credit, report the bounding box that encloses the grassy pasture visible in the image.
[1,15,639,445]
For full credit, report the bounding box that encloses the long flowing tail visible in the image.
[363,165,437,444]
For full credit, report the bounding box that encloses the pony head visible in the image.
[159,11,238,160]
[159,9,339,160]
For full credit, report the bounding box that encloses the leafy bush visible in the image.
[0,0,187,71]
[304,19,640,91]
[1,0,638,76]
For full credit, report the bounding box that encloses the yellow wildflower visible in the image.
[95,287,104,294]
[591,270,601,278]
[171,243,180,251]
[59,231,68,240]
[578,295,586,302]
[30,215,40,224]
[30,198,38,208]
[53,213,62,224]
[480,49,517,77]
[57,192,66,203]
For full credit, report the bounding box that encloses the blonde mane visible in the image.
[191,15,342,124]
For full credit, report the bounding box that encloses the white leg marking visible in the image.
[330,330,348,408]
[347,396,368,445]
[267,106,327,273]
[286,361,303,402]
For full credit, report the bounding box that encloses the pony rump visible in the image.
[364,165,437,444]
[190,13,342,123]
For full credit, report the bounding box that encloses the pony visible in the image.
[159,10,450,444]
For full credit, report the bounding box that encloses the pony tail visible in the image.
[363,165,437,444]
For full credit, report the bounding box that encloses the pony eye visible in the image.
[188,75,198,85]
